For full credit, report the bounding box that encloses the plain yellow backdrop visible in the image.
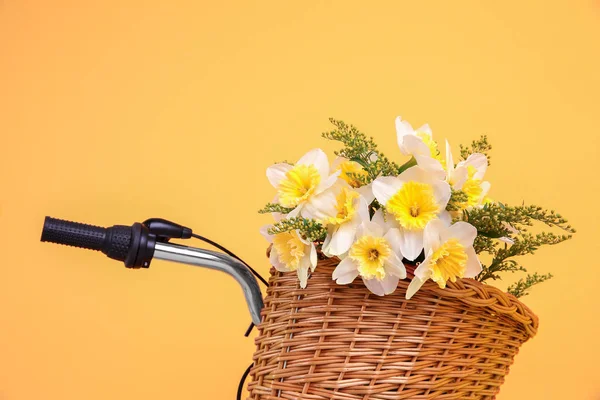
[1,1,599,399]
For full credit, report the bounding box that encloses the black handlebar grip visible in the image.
[41,217,132,262]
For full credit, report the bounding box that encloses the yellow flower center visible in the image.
[386,181,440,231]
[272,231,306,270]
[327,187,359,225]
[461,165,483,208]
[428,238,468,288]
[337,160,368,188]
[278,164,321,208]
[349,236,391,280]
[416,131,442,161]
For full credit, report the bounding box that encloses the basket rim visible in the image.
[266,247,539,339]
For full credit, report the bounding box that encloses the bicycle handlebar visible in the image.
[40,216,264,324]
[41,217,136,264]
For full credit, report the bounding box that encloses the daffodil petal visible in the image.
[269,248,287,272]
[406,276,426,300]
[423,220,444,254]
[363,277,385,296]
[331,156,345,170]
[381,274,400,295]
[383,228,403,259]
[310,243,317,271]
[418,123,432,134]
[297,266,309,288]
[498,236,515,245]
[396,165,429,184]
[451,166,468,190]
[384,252,407,279]
[266,163,293,188]
[395,116,414,136]
[445,139,454,176]
[328,220,359,256]
[372,176,403,206]
[316,170,341,193]
[287,204,302,218]
[361,221,384,239]
[413,254,433,280]
[480,181,491,200]
[356,195,371,222]
[302,187,339,220]
[332,257,358,280]
[462,153,488,180]
[431,180,451,209]
[356,184,375,205]
[465,247,482,278]
[260,224,273,242]
[415,155,446,180]
[297,148,330,179]
[372,208,399,232]
[403,134,430,157]
[438,210,452,226]
[443,221,477,248]
[335,270,360,285]
[395,116,416,155]
[400,229,424,261]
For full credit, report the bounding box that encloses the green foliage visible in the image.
[258,203,294,214]
[268,217,327,242]
[466,202,574,296]
[322,118,401,181]
[507,273,554,298]
[466,203,575,239]
[446,189,469,212]
[475,233,568,282]
[460,135,492,165]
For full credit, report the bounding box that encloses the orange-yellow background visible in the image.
[1,1,599,399]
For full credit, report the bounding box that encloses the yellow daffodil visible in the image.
[444,142,490,208]
[332,213,406,296]
[372,166,451,261]
[302,181,370,256]
[266,148,341,217]
[406,219,482,299]
[332,157,369,188]
[260,224,317,288]
[331,156,375,205]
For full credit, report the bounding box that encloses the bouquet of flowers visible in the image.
[260,117,574,299]
[248,116,575,400]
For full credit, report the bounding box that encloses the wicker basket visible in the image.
[246,256,538,400]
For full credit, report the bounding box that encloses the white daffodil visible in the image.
[302,181,370,256]
[396,116,439,158]
[420,140,490,209]
[406,219,482,299]
[372,166,451,261]
[332,214,406,296]
[266,148,340,217]
[454,153,490,209]
[260,225,317,288]
[396,116,446,177]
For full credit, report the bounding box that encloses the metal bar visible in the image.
[153,242,264,324]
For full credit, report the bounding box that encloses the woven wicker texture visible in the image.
[247,257,538,400]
